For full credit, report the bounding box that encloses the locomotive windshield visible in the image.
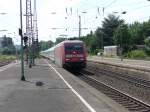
[65,44,83,52]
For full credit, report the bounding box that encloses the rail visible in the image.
[79,72,150,112]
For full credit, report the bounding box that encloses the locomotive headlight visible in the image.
[80,58,84,61]
[65,54,72,58]
[65,58,70,61]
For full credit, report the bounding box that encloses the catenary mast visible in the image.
[25,0,38,67]
[33,0,39,57]
[25,0,33,67]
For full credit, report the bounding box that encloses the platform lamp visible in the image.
[120,11,126,61]
[113,11,127,61]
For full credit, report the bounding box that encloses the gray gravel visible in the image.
[86,61,150,105]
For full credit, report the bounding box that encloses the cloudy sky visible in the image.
[0,0,150,44]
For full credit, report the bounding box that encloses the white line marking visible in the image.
[45,60,96,112]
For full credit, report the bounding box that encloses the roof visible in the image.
[104,46,118,48]
[62,40,83,44]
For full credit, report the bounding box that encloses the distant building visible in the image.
[104,46,119,57]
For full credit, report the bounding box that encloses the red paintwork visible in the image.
[54,40,87,68]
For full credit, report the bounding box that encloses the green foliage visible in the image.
[83,17,150,57]
[39,40,54,51]
[0,55,16,62]
[1,47,15,55]
[145,37,150,55]
[142,20,150,38]
[1,36,14,47]
[0,36,16,55]
[129,22,145,45]
[126,50,147,59]
[101,14,124,46]
[55,37,66,44]
[52,15,150,58]
[81,31,99,54]
[129,20,150,46]
[95,27,103,49]
[113,24,132,53]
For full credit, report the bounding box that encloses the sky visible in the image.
[0,0,150,44]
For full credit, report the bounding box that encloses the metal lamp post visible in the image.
[20,0,25,81]
[120,11,126,61]
[78,11,87,38]
[114,11,126,61]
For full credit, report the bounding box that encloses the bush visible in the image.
[1,47,15,55]
[0,55,16,62]
[145,48,150,56]
[145,37,150,55]
[127,50,147,59]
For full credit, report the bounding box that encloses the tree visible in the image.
[129,20,150,46]
[101,14,124,46]
[1,36,14,47]
[129,22,144,45]
[2,47,15,55]
[0,36,16,55]
[142,20,150,38]
[145,37,150,55]
[81,31,99,54]
[55,37,66,44]
[113,24,131,53]
[95,27,103,49]
[39,40,54,51]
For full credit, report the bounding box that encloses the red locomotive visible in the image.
[41,40,87,69]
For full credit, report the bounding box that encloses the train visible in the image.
[41,40,87,69]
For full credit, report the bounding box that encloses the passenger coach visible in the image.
[41,40,87,69]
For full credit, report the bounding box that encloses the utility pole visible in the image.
[20,0,25,81]
[79,15,81,38]
[101,31,104,50]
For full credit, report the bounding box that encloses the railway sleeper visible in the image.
[125,105,146,110]
[121,102,140,107]
[142,109,150,112]
[113,98,133,102]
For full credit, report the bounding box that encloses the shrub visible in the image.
[0,55,16,62]
[145,37,150,55]
[127,50,147,59]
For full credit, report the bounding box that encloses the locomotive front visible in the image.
[63,41,86,68]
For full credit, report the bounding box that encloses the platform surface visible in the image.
[0,59,128,112]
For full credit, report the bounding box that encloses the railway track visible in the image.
[86,62,150,89]
[84,67,150,89]
[0,61,11,67]
[88,60,150,73]
[78,72,150,112]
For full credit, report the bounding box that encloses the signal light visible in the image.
[23,36,28,43]
[19,28,22,36]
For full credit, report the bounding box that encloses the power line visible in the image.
[111,0,148,8]
[128,4,150,12]
[104,0,117,8]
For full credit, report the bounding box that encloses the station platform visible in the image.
[0,59,128,112]
[88,56,150,70]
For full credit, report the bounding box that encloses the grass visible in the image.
[0,55,16,62]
